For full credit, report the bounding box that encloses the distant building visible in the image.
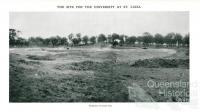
[114,39,121,43]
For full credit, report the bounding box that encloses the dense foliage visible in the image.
[9,29,189,47]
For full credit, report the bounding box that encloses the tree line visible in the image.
[9,29,189,47]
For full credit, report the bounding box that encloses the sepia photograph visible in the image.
[9,12,189,102]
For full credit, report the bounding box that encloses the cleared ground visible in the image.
[9,47,189,102]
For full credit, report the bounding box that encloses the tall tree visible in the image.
[142,32,153,46]
[126,36,137,45]
[137,36,143,45]
[77,37,81,45]
[61,37,68,46]
[68,33,74,46]
[165,32,175,47]
[28,36,44,46]
[154,33,164,47]
[111,33,120,42]
[76,33,81,38]
[174,33,183,47]
[90,36,96,44]
[98,34,107,43]
[183,33,189,47]
[9,29,21,47]
[119,34,125,45]
[82,35,89,45]
[15,37,28,47]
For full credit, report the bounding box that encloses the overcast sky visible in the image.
[9,12,189,38]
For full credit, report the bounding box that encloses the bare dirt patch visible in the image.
[27,54,55,61]
[131,58,189,68]
[9,47,188,102]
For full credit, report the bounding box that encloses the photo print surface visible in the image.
[9,12,189,102]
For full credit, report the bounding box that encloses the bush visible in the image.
[131,58,189,68]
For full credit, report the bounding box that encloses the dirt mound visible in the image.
[55,61,111,71]
[71,61,104,71]
[18,59,40,65]
[10,53,40,65]
[27,54,55,61]
[131,58,189,68]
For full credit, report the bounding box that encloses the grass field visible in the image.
[9,47,189,102]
